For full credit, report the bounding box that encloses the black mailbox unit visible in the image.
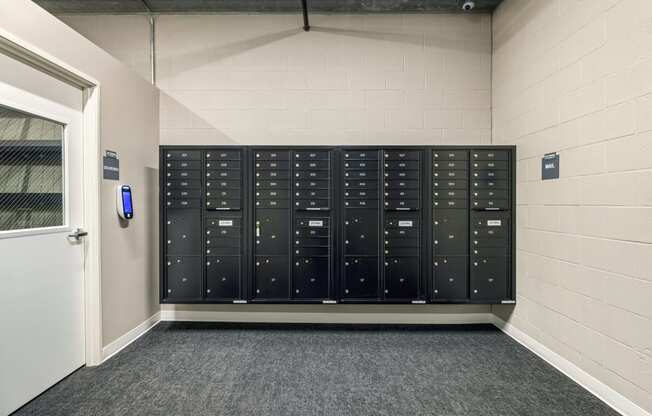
[160,145,515,305]
[252,147,337,303]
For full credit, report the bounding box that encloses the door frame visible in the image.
[0,31,104,366]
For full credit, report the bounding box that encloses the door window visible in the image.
[0,105,64,231]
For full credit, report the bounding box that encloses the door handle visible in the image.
[68,228,88,241]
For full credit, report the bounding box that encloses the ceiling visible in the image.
[33,0,503,14]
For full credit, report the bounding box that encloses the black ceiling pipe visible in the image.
[302,0,310,31]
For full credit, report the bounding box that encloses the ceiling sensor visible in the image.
[462,1,476,11]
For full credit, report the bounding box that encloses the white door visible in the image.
[0,52,85,415]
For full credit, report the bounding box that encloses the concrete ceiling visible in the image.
[33,0,503,14]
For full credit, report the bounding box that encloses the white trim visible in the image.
[101,312,161,363]
[83,86,103,366]
[160,310,494,324]
[0,226,73,240]
[493,316,651,416]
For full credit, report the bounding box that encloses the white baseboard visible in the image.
[493,316,651,416]
[101,311,161,364]
[160,309,494,325]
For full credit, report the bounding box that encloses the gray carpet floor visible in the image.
[13,323,619,416]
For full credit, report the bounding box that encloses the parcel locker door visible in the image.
[433,256,468,301]
[384,257,419,299]
[344,210,378,255]
[293,257,329,299]
[165,209,201,255]
[254,256,290,299]
[343,257,378,298]
[470,256,509,301]
[255,209,290,255]
[165,256,201,299]
[433,209,468,255]
[205,256,240,299]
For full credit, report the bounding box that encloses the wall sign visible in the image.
[103,150,119,180]
[541,152,559,180]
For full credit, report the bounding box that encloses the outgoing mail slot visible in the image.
[166,180,201,189]
[166,199,201,209]
[293,257,329,299]
[296,218,330,228]
[294,150,330,160]
[206,218,242,228]
[471,211,510,229]
[472,160,508,170]
[472,150,509,161]
[385,257,419,299]
[205,256,240,299]
[206,189,241,199]
[255,180,289,189]
[472,199,509,210]
[166,160,201,170]
[433,161,468,170]
[433,150,468,160]
[254,150,290,160]
[384,199,419,210]
[206,199,241,210]
[206,180,242,189]
[384,180,419,189]
[472,170,509,180]
[433,256,468,300]
[384,170,419,180]
[166,189,201,199]
[343,257,379,298]
[255,160,290,170]
[385,160,419,170]
[165,256,201,299]
[295,160,329,170]
[295,199,329,210]
[166,170,201,180]
[344,161,379,170]
[206,150,240,160]
[206,160,241,170]
[165,150,201,160]
[295,170,329,180]
[343,150,379,160]
[255,189,290,200]
[254,256,290,299]
[256,170,289,180]
[433,170,466,179]
[384,150,420,160]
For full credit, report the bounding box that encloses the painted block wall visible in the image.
[61,13,495,320]
[492,0,652,412]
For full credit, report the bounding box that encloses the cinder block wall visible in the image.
[153,14,492,146]
[492,0,652,412]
